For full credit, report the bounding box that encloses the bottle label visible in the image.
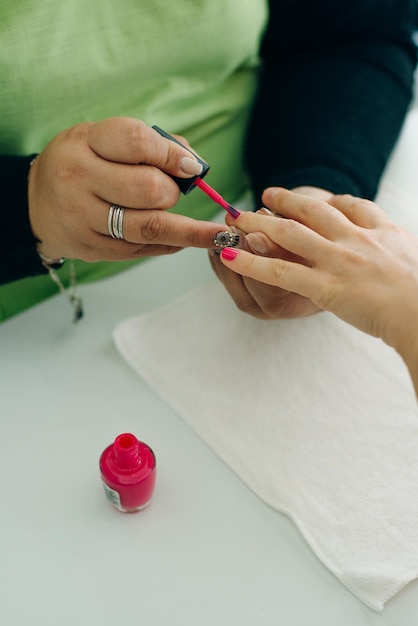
[102,481,122,510]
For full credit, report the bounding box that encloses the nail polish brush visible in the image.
[152,125,240,218]
[193,177,241,218]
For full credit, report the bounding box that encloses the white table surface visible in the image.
[1,108,418,626]
[1,248,417,626]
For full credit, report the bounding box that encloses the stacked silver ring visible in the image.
[108,204,126,239]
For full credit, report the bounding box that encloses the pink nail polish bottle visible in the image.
[99,433,156,513]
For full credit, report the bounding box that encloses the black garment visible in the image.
[0,154,42,284]
[1,0,417,285]
[246,0,418,203]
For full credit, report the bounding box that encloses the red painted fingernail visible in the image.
[221,247,239,261]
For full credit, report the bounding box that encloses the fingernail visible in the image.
[212,231,241,248]
[256,207,275,216]
[220,247,239,261]
[180,156,203,176]
[246,233,268,255]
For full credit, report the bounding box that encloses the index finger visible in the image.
[122,208,227,249]
[229,211,332,263]
[261,188,353,239]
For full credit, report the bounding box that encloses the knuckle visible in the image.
[65,122,90,143]
[356,198,375,211]
[140,169,179,208]
[141,168,162,200]
[54,161,87,187]
[280,218,300,237]
[52,127,91,182]
[271,257,289,281]
[139,212,170,242]
[315,279,339,310]
[300,198,325,216]
[185,224,204,247]
[124,119,148,160]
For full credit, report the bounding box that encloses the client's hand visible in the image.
[219,187,418,356]
[209,186,332,319]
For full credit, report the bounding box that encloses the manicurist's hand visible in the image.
[219,187,418,362]
[28,117,225,262]
[209,186,332,319]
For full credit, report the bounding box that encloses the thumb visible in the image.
[87,117,203,178]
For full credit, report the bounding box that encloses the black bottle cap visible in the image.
[152,125,210,194]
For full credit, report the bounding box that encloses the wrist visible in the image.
[394,331,418,367]
[385,303,418,369]
[395,334,418,400]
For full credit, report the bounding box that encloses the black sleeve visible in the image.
[0,155,46,285]
[246,0,418,203]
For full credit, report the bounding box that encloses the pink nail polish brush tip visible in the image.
[194,177,241,218]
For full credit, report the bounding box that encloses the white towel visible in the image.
[113,147,418,611]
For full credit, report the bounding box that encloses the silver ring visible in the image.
[108,205,126,239]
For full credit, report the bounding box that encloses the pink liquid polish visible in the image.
[151,125,241,218]
[194,178,241,218]
[99,433,156,513]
